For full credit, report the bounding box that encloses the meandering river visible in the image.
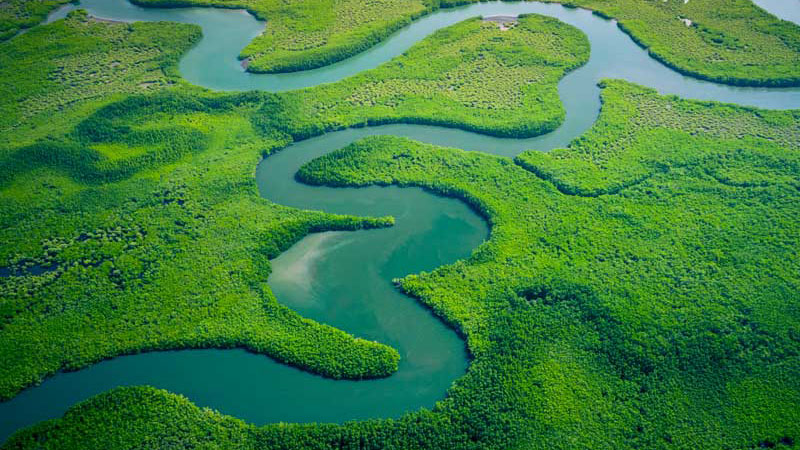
[2,0,799,442]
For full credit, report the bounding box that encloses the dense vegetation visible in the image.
[0,10,201,147]
[132,0,800,86]
[0,0,70,41]
[0,83,402,395]
[0,13,406,399]
[1,5,799,450]
[133,0,434,73]
[516,80,800,196]
[6,79,799,450]
[297,81,800,449]
[286,14,589,138]
[558,0,800,86]
[0,12,583,401]
[2,0,797,85]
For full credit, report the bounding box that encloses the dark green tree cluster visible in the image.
[1,91,276,186]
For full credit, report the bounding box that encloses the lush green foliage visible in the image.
[295,81,800,449]
[133,0,435,73]
[6,72,800,448]
[285,15,589,138]
[0,0,70,41]
[0,15,410,397]
[0,10,586,404]
[134,0,800,86]
[1,7,799,450]
[570,0,800,86]
[0,10,201,147]
[0,87,401,396]
[516,79,800,195]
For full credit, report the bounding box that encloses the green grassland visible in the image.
[131,0,800,87]
[0,0,71,41]
[5,79,799,450]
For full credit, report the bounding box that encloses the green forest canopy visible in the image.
[5,78,799,450]
[0,5,798,450]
